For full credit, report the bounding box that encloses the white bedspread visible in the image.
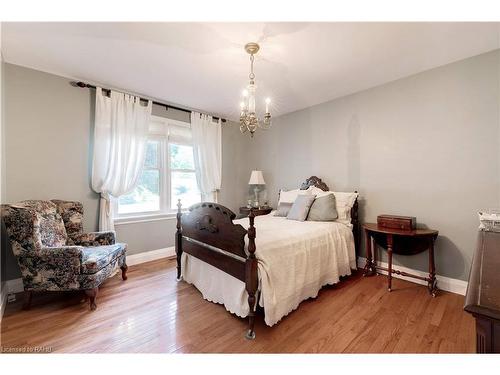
[182,214,356,326]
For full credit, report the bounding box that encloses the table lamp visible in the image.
[248,170,266,208]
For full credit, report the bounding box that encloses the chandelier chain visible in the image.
[249,54,255,81]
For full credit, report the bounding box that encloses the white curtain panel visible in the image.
[191,111,222,202]
[92,87,152,231]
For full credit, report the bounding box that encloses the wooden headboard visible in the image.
[299,176,360,253]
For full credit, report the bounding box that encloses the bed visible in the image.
[175,176,359,339]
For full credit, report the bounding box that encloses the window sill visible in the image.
[114,212,182,226]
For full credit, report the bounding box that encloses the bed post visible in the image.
[175,199,183,281]
[352,192,359,256]
[245,210,258,340]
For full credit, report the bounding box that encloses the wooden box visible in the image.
[377,215,416,231]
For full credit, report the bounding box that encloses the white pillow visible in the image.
[308,186,358,225]
[333,192,359,225]
[307,186,334,198]
[278,188,310,204]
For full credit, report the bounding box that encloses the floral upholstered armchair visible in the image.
[1,200,127,310]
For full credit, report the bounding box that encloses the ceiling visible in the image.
[2,22,499,120]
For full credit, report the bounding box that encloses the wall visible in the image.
[248,50,500,281]
[2,63,251,281]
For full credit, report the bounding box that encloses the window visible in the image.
[169,143,199,209]
[116,117,201,219]
[118,140,161,215]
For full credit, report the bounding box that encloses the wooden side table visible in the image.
[363,223,439,296]
[239,207,273,217]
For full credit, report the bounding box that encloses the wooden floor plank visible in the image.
[0,258,475,353]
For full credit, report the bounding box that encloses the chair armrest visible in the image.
[70,231,116,246]
[38,245,84,264]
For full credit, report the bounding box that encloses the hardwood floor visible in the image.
[1,258,475,353]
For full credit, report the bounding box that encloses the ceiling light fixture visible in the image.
[239,42,271,137]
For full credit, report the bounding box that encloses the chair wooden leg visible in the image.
[22,291,32,310]
[85,287,98,310]
[121,264,128,280]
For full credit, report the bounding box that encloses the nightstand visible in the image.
[239,207,273,217]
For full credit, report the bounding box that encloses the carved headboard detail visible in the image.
[196,215,219,233]
[300,176,329,192]
[188,202,236,221]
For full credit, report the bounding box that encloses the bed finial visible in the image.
[245,210,258,340]
[176,199,183,281]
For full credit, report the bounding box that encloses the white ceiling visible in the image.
[2,22,499,120]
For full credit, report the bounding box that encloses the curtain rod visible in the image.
[73,81,227,123]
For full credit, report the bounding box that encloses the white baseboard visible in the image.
[127,246,175,266]
[4,246,176,296]
[357,256,468,296]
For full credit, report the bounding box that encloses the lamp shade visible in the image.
[248,170,266,185]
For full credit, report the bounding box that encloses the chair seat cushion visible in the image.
[81,243,126,275]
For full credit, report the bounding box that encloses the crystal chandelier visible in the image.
[239,42,271,137]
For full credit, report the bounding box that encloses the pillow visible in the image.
[278,188,310,203]
[307,186,331,198]
[275,189,310,217]
[307,193,338,221]
[275,201,294,217]
[13,200,68,247]
[287,194,316,221]
[307,186,358,225]
[333,192,359,226]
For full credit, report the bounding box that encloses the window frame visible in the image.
[114,116,199,224]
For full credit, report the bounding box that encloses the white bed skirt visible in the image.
[181,215,357,326]
[182,252,250,318]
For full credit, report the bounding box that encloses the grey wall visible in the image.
[2,63,251,281]
[248,50,500,281]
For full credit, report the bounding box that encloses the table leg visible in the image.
[387,234,393,292]
[363,229,375,276]
[428,236,437,297]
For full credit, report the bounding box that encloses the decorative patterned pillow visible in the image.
[14,200,68,247]
[287,194,317,221]
[307,193,338,221]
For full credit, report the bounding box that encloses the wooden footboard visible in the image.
[175,176,359,340]
[175,200,258,339]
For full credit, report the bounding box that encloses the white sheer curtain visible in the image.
[191,111,222,202]
[92,87,152,231]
